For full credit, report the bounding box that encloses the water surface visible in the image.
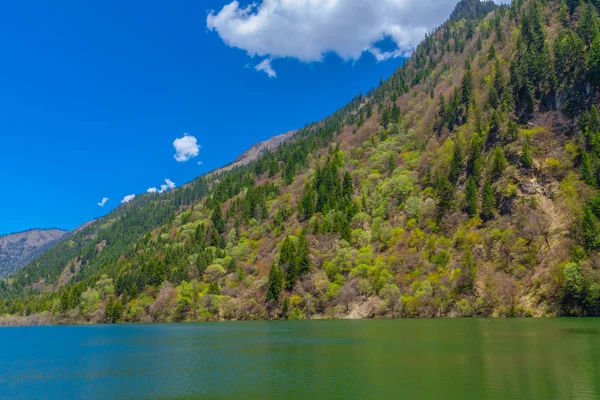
[1,319,599,399]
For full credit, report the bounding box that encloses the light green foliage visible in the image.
[80,288,100,313]
[204,264,226,283]
[96,275,115,299]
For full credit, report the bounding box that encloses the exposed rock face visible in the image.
[0,229,67,278]
[209,130,296,176]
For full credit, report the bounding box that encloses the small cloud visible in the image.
[197,161,203,165]
[97,197,109,207]
[121,194,136,204]
[255,58,276,78]
[173,134,200,162]
[159,178,176,193]
[147,187,158,194]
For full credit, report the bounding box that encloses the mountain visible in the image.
[208,130,296,176]
[0,229,67,278]
[3,0,600,325]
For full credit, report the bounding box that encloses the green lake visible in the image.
[1,319,599,399]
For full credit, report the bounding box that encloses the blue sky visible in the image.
[0,0,470,235]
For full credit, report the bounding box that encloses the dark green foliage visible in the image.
[481,181,496,221]
[465,176,479,217]
[266,264,283,303]
[488,43,496,60]
[561,262,600,316]
[105,297,123,323]
[211,203,225,234]
[208,282,221,295]
[467,132,484,182]
[449,139,463,183]
[582,205,600,250]
[299,182,317,220]
[581,152,596,186]
[577,4,599,47]
[449,0,498,22]
[436,176,455,218]
[589,35,600,89]
[489,147,507,181]
[521,138,533,168]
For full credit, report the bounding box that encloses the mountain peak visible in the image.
[449,0,498,21]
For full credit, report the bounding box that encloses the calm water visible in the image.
[1,319,599,399]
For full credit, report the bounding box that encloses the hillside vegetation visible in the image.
[3,0,600,324]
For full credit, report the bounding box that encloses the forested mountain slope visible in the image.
[3,0,600,324]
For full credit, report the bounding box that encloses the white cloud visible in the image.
[159,178,176,193]
[147,187,158,193]
[97,197,109,207]
[197,161,204,165]
[173,134,200,162]
[255,58,276,78]
[208,1,507,76]
[121,194,136,204]
[206,0,461,75]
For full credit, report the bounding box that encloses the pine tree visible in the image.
[449,138,463,184]
[521,138,533,168]
[488,43,496,60]
[582,205,600,250]
[296,233,310,276]
[589,34,600,89]
[266,264,283,303]
[436,176,455,218]
[467,132,483,182]
[577,3,599,47]
[436,95,447,134]
[342,172,354,201]
[465,176,478,217]
[280,237,298,289]
[488,110,502,147]
[490,147,508,181]
[581,151,596,186]
[481,181,497,221]
[211,203,225,234]
[461,58,473,119]
[299,182,316,220]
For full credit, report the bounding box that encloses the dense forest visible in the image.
[2,0,600,324]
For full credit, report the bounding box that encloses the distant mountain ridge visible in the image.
[209,130,296,176]
[0,229,68,278]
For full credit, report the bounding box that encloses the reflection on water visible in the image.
[0,319,599,399]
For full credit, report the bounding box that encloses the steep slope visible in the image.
[3,0,600,324]
[0,229,67,278]
[209,130,296,176]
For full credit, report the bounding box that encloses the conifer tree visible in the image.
[465,176,479,217]
[481,181,497,221]
[589,34,600,89]
[490,147,508,181]
[449,139,463,184]
[211,203,225,234]
[521,138,533,168]
[581,152,596,186]
[582,205,600,250]
[266,264,283,303]
[467,132,483,182]
[299,182,316,220]
[342,172,354,201]
[296,233,311,276]
[461,58,473,119]
[488,43,496,60]
[577,3,599,48]
[436,176,455,218]
[280,237,298,289]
